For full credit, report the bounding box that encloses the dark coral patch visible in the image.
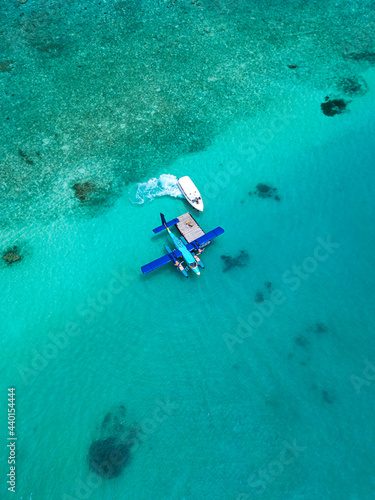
[3,246,22,264]
[254,291,264,303]
[73,182,97,203]
[314,322,328,334]
[249,183,280,201]
[72,181,113,210]
[221,250,249,273]
[256,183,274,197]
[295,335,310,348]
[188,132,211,153]
[89,405,135,480]
[336,76,368,97]
[102,413,112,428]
[0,60,14,72]
[18,149,34,165]
[306,322,328,334]
[322,390,334,404]
[88,437,131,478]
[101,411,125,435]
[321,98,349,117]
[343,52,375,64]
[100,406,127,436]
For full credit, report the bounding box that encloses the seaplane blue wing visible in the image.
[141,249,183,274]
[186,227,225,251]
[141,255,172,274]
[153,218,179,234]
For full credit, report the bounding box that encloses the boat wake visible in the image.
[130,174,183,204]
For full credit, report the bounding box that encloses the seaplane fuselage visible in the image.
[165,226,200,275]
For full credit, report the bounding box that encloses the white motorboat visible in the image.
[177,176,204,212]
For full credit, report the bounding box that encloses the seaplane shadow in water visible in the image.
[141,213,224,277]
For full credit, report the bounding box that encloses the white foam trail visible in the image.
[131,174,184,204]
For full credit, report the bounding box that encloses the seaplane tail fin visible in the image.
[160,213,167,227]
[153,217,180,234]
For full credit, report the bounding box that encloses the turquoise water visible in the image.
[1,1,375,499]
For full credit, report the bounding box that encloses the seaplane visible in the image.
[141,213,224,277]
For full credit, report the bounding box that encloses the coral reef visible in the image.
[306,322,328,334]
[221,250,249,272]
[18,149,35,166]
[73,182,97,203]
[321,98,349,116]
[3,246,22,264]
[343,52,375,64]
[295,335,310,348]
[88,437,131,479]
[0,60,14,72]
[249,184,280,201]
[336,76,368,97]
[88,405,136,479]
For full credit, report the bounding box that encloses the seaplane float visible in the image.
[141,213,224,277]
